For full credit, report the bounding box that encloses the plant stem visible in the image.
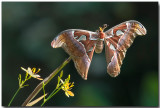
[8,88,21,106]
[41,87,61,106]
[22,56,72,106]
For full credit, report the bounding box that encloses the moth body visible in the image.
[95,39,104,53]
[95,24,107,53]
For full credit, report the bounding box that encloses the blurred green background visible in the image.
[2,2,158,106]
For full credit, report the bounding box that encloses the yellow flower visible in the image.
[60,76,74,97]
[21,67,43,80]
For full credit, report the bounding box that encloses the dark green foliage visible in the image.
[2,2,158,106]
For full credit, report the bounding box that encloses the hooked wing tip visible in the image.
[51,40,55,48]
[81,73,88,80]
[83,76,87,80]
[109,72,119,77]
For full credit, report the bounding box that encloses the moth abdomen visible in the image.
[95,39,104,53]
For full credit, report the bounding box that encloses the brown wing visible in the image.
[104,20,147,77]
[51,29,98,80]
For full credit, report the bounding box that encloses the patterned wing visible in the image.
[104,20,147,77]
[51,29,98,80]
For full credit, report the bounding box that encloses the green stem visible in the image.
[8,88,21,106]
[22,56,72,106]
[46,88,57,100]
[42,82,46,102]
[41,87,62,106]
[40,100,45,106]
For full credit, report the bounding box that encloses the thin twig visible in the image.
[21,56,72,106]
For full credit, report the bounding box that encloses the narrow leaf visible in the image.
[23,84,29,87]
[68,74,70,80]
[26,93,48,106]
[56,76,60,89]
[25,72,28,79]
[60,70,63,78]
[19,74,21,83]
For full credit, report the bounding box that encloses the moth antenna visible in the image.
[103,24,108,30]
[99,24,108,32]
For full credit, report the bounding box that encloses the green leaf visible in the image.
[28,75,32,79]
[25,72,29,79]
[23,84,29,87]
[60,70,63,78]
[58,76,60,83]
[18,74,21,86]
[64,74,70,83]
[19,74,22,83]
[68,74,70,80]
[56,76,60,89]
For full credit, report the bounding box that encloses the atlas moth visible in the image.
[51,20,147,80]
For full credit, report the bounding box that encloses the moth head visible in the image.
[99,24,108,33]
[99,27,103,32]
[135,22,147,35]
